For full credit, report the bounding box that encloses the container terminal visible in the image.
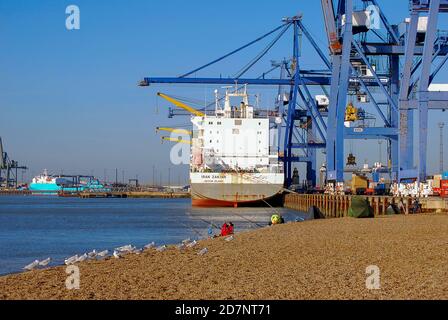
[2,0,448,302]
[1,0,448,211]
[137,0,448,210]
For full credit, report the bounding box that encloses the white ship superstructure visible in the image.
[190,86,284,206]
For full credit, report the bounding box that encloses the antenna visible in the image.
[439,122,445,173]
[0,137,4,169]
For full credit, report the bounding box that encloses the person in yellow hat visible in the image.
[270,214,284,225]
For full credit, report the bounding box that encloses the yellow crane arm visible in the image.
[157,92,205,117]
[156,127,192,136]
[162,137,192,145]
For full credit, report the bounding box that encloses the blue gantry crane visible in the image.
[140,14,333,187]
[325,0,448,184]
[140,0,448,187]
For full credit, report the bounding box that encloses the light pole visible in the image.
[152,165,155,186]
[439,122,445,173]
[378,140,383,165]
[168,167,171,188]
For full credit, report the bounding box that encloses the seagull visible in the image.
[132,248,143,255]
[38,257,51,267]
[115,245,137,255]
[65,255,79,265]
[144,242,156,250]
[87,250,97,259]
[115,245,133,252]
[224,235,234,242]
[182,238,191,245]
[156,245,167,252]
[23,260,40,271]
[186,240,197,248]
[113,250,121,259]
[96,250,109,258]
[197,248,208,256]
[176,243,186,251]
[76,253,88,263]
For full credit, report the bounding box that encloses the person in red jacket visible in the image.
[220,222,234,236]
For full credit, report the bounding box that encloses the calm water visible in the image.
[0,196,306,275]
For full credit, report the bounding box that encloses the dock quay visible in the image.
[284,194,448,217]
[76,191,190,199]
[0,190,31,196]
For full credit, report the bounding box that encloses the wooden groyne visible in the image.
[284,194,448,217]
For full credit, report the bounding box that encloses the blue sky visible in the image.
[0,0,447,184]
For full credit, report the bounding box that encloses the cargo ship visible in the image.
[29,169,107,194]
[189,86,284,207]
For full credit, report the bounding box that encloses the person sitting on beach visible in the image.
[220,222,234,237]
[412,199,422,214]
[228,222,234,234]
[270,214,284,225]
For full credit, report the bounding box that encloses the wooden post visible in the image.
[375,197,379,216]
[349,196,352,216]
[331,196,334,217]
[346,196,349,216]
[329,195,332,217]
[336,196,339,217]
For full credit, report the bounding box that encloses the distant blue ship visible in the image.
[29,170,108,194]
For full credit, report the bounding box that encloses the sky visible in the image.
[0,0,447,184]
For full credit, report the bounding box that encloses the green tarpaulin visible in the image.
[348,196,374,218]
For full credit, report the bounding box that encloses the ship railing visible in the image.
[191,166,283,174]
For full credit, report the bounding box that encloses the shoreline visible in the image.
[1,214,448,300]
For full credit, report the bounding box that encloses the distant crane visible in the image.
[0,137,28,189]
[140,0,448,186]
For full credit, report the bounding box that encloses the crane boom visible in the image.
[161,137,191,145]
[156,127,192,135]
[157,92,205,117]
[321,0,342,54]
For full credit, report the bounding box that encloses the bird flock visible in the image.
[21,236,224,272]
[23,257,51,271]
